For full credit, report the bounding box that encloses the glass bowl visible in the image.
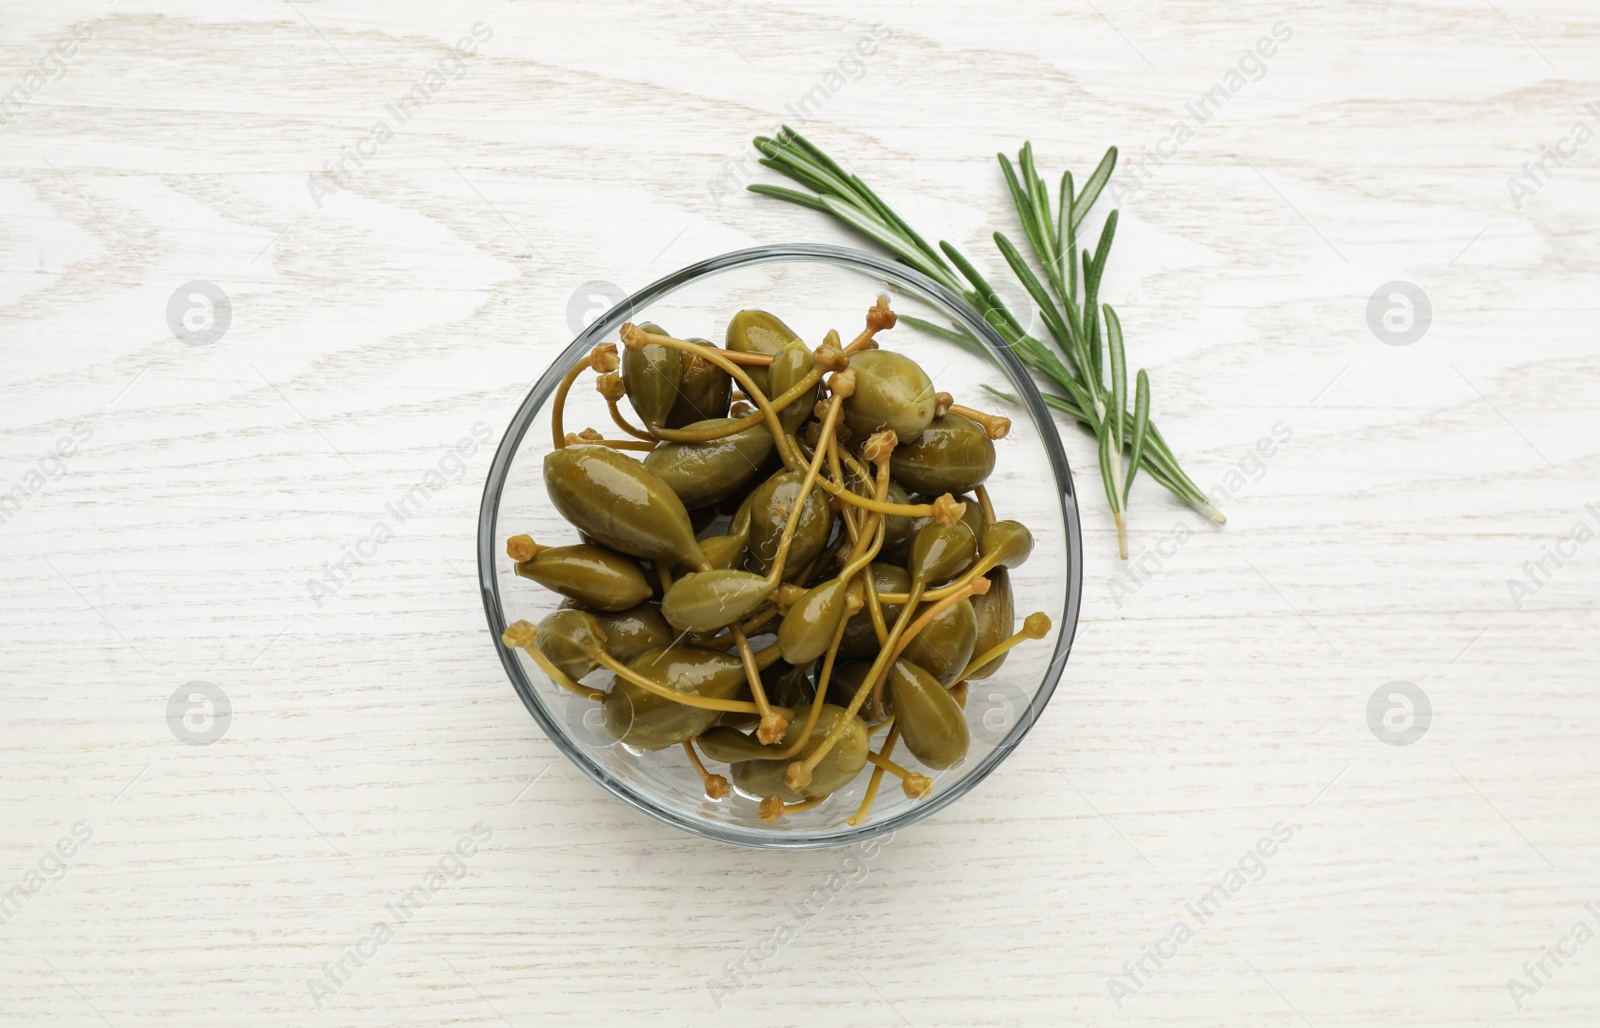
[476,244,1082,849]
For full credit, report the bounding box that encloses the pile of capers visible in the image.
[500,297,1051,827]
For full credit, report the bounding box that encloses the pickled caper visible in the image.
[514,543,651,611]
[725,309,802,396]
[888,659,969,770]
[891,412,996,495]
[643,421,773,510]
[900,596,977,686]
[838,563,909,659]
[967,567,1014,679]
[666,343,732,427]
[620,332,682,430]
[603,645,748,750]
[843,350,935,443]
[544,445,708,570]
[728,704,868,800]
[741,469,832,577]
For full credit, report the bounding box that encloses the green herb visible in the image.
[748,128,1224,558]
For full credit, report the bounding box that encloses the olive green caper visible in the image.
[826,658,891,723]
[544,445,708,569]
[888,659,969,769]
[728,704,868,800]
[837,563,910,660]
[777,577,850,665]
[534,609,608,680]
[602,645,747,750]
[900,597,976,686]
[643,421,773,510]
[979,520,1034,568]
[514,543,652,611]
[967,567,1014,679]
[665,343,732,427]
[766,338,818,434]
[697,726,775,763]
[842,349,935,444]
[660,569,776,632]
[741,470,833,577]
[880,480,914,551]
[761,659,814,710]
[891,412,996,495]
[620,333,682,430]
[564,600,673,667]
[910,519,977,585]
[725,309,802,396]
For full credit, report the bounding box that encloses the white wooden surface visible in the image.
[3,1,1598,1024]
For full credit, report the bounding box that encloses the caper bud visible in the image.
[842,350,935,444]
[666,343,732,427]
[533,609,608,680]
[660,569,775,632]
[643,421,773,510]
[602,645,747,750]
[725,309,802,396]
[900,597,976,686]
[741,469,832,577]
[620,333,682,430]
[888,659,969,769]
[967,567,1014,680]
[891,412,995,495]
[544,445,708,569]
[909,519,977,585]
[514,543,652,611]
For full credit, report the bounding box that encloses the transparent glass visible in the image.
[476,244,1083,849]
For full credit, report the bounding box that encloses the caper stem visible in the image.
[759,794,825,823]
[729,625,786,743]
[591,649,793,718]
[869,574,992,716]
[649,368,823,443]
[550,356,592,450]
[760,606,852,761]
[500,622,605,701]
[622,324,802,471]
[878,550,1003,604]
[974,484,997,526]
[683,741,731,799]
[847,724,899,827]
[812,480,962,525]
[948,402,1011,439]
[717,350,776,367]
[563,433,657,452]
[957,611,1052,681]
[842,294,896,355]
[791,583,922,787]
[606,400,657,442]
[864,750,932,799]
[759,374,850,590]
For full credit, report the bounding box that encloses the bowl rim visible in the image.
[476,242,1083,849]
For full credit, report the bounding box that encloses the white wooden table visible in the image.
[3,2,1598,1024]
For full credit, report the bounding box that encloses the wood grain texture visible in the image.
[3,1,1598,1024]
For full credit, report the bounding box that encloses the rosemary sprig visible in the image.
[747,128,1223,557]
